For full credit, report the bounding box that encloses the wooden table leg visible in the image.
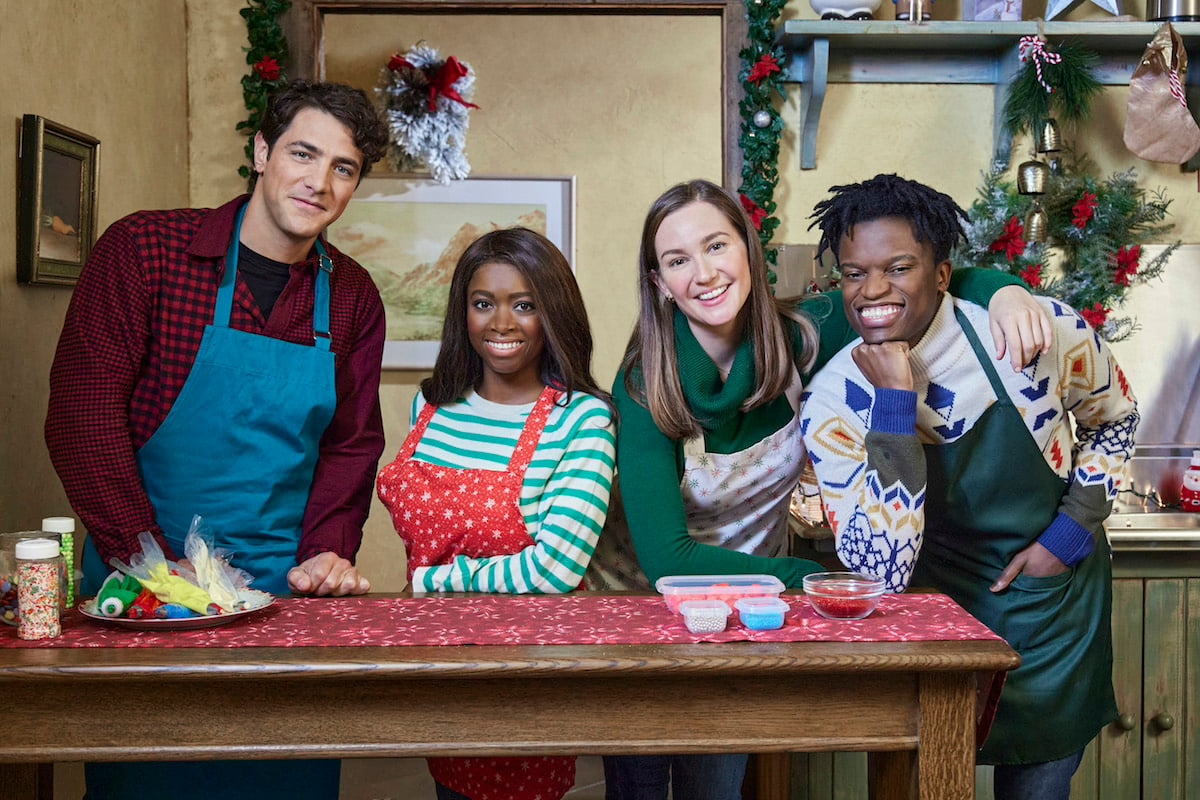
[917,671,975,799]
[869,672,975,799]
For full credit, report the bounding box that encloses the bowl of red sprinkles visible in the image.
[801,572,886,620]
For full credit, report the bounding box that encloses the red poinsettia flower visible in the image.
[988,216,1026,261]
[739,193,768,231]
[1111,244,1140,287]
[253,57,280,81]
[1019,263,1043,288]
[1071,191,1098,229]
[747,54,781,84]
[1080,302,1109,329]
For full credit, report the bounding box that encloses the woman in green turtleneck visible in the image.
[584,178,1052,800]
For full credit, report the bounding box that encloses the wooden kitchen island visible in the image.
[0,627,1016,800]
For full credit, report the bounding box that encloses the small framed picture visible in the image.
[17,115,100,286]
[962,0,1022,20]
[326,175,575,369]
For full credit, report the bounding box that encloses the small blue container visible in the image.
[735,596,789,630]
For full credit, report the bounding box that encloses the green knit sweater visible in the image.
[605,269,1023,589]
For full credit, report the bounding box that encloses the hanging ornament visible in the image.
[1025,201,1049,243]
[1036,118,1062,153]
[753,110,772,129]
[1017,159,1050,194]
[376,43,479,183]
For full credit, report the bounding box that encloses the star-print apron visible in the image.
[81,203,340,800]
[377,385,575,800]
[912,307,1116,765]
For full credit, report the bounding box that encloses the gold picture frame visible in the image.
[17,115,100,286]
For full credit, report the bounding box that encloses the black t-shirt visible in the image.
[236,245,292,319]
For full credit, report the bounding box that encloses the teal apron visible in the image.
[81,204,341,799]
[911,307,1116,766]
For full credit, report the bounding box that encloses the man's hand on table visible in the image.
[288,552,371,596]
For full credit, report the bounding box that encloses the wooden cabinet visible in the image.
[1067,565,1200,800]
[777,21,1200,169]
[784,537,1200,799]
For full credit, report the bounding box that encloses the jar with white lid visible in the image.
[17,537,62,639]
[1,528,69,626]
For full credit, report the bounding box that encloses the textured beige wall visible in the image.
[0,0,189,534]
[187,0,255,207]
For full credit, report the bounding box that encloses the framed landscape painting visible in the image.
[325,175,575,368]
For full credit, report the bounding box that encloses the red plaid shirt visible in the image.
[45,195,385,566]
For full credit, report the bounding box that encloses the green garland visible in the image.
[738,0,788,285]
[236,0,292,181]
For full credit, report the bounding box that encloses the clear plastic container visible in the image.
[1,531,68,626]
[735,596,790,630]
[655,574,785,614]
[16,537,62,639]
[679,599,732,633]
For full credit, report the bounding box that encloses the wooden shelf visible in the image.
[778,20,1200,169]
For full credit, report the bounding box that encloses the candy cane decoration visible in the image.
[1168,66,1188,109]
[1018,35,1063,93]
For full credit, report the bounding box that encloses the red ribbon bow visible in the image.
[389,54,480,113]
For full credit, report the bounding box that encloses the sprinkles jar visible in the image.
[1,531,68,626]
[16,537,62,639]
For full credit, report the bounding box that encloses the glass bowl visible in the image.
[801,571,885,620]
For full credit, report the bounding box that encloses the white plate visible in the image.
[77,589,274,631]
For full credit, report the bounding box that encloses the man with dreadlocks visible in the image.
[800,174,1139,800]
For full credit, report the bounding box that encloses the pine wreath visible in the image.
[956,152,1177,342]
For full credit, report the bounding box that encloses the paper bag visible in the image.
[1124,22,1200,164]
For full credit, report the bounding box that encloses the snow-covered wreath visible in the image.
[376,43,479,183]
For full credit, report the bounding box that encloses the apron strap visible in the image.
[312,241,333,352]
[507,387,561,473]
[954,305,1011,403]
[214,202,333,352]
[397,386,561,473]
[213,204,248,328]
[397,397,440,460]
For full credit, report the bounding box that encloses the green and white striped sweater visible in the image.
[402,389,616,593]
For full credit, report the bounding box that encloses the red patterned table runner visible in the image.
[1,592,1001,649]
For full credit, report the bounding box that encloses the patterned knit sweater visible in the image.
[800,295,1139,593]
[384,390,616,593]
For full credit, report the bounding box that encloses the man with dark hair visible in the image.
[801,174,1139,800]
[45,80,390,799]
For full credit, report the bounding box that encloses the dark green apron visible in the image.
[911,307,1116,765]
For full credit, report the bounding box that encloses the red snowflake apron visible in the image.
[376,385,575,800]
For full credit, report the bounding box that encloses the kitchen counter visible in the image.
[1105,509,1200,551]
